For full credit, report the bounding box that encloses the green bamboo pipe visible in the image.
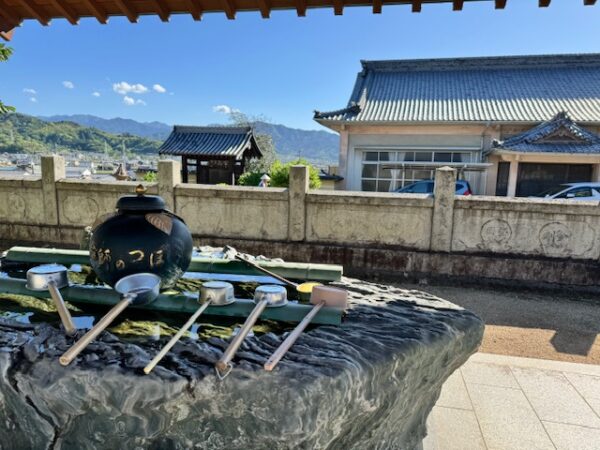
[5,247,343,282]
[0,277,343,325]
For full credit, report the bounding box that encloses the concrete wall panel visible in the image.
[306,191,433,249]
[175,184,289,240]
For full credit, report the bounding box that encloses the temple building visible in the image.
[159,126,263,185]
[314,54,600,196]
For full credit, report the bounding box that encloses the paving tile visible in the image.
[563,372,600,419]
[511,367,600,429]
[467,383,554,450]
[543,421,600,450]
[470,353,600,377]
[461,361,520,389]
[435,369,473,410]
[424,406,486,450]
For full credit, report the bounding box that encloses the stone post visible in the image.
[507,159,519,197]
[430,166,457,253]
[288,165,309,242]
[337,129,349,190]
[41,155,65,225]
[158,159,181,212]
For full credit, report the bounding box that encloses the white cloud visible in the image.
[113,81,148,95]
[23,88,37,95]
[123,96,146,106]
[30,97,37,103]
[92,92,101,97]
[213,104,240,115]
[153,84,167,94]
[62,81,75,89]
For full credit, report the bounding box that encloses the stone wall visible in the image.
[1,155,600,287]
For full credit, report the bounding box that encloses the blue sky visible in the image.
[1,0,600,130]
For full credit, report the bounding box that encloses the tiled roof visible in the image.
[492,112,600,154]
[314,54,600,124]
[159,126,262,159]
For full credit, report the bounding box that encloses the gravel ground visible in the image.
[401,283,600,365]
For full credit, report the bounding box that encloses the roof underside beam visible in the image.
[49,0,79,25]
[153,0,171,21]
[333,0,344,14]
[296,0,307,16]
[1,0,599,41]
[17,0,50,25]
[221,0,237,19]
[186,0,203,20]
[453,0,464,10]
[114,0,139,22]
[0,1,20,28]
[0,29,14,40]
[81,0,108,23]
[256,0,271,17]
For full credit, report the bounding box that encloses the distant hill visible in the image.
[253,122,338,164]
[40,114,339,164]
[0,114,160,154]
[39,114,172,141]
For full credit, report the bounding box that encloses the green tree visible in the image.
[142,171,157,182]
[238,158,321,189]
[238,170,264,187]
[0,44,14,114]
[270,159,321,189]
[228,111,276,173]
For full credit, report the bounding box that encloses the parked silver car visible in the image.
[532,183,600,201]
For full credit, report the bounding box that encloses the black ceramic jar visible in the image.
[90,185,193,288]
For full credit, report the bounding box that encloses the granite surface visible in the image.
[0,277,483,450]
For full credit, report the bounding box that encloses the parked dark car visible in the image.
[395,179,472,195]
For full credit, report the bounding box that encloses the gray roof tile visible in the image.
[314,54,600,124]
[492,112,600,153]
[159,126,262,158]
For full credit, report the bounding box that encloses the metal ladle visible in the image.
[143,281,237,374]
[59,273,161,366]
[26,264,76,336]
[215,284,288,379]
[264,285,348,371]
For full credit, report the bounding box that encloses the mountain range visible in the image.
[0,114,161,155]
[39,114,339,163]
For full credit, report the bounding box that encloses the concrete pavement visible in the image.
[423,353,600,450]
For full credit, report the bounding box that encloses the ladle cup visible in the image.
[26,264,76,336]
[59,273,160,366]
[264,285,348,371]
[143,281,236,374]
[215,285,287,379]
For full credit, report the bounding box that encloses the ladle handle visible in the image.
[59,296,133,366]
[215,299,268,374]
[264,302,324,372]
[234,255,298,289]
[143,301,212,375]
[47,281,76,336]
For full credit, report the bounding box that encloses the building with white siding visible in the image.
[314,54,600,196]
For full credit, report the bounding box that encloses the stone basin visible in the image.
[0,277,483,449]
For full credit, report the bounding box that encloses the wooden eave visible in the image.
[1,0,596,40]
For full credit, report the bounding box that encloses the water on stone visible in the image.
[0,265,294,343]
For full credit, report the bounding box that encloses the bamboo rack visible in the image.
[0,277,343,325]
[4,247,343,282]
